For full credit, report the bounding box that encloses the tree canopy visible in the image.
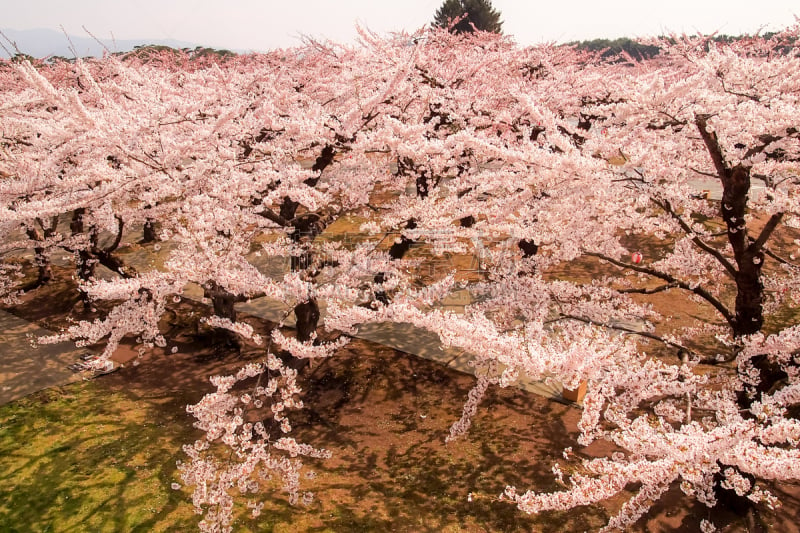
[2,23,800,533]
[432,0,503,34]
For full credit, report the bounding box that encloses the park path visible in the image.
[0,295,562,407]
[235,289,564,401]
[1,223,566,407]
[0,310,90,405]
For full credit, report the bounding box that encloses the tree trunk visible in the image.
[721,165,765,336]
[388,219,417,260]
[142,219,157,243]
[23,225,53,290]
[205,282,237,322]
[518,238,539,258]
[696,119,768,338]
[70,209,94,290]
[33,247,52,286]
[733,263,764,336]
[295,298,319,343]
[284,298,320,371]
[203,282,241,349]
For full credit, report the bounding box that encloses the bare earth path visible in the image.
[0,309,87,405]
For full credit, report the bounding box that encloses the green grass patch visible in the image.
[0,382,196,532]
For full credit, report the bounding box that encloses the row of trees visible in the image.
[1,21,799,532]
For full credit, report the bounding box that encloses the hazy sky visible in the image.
[2,0,798,51]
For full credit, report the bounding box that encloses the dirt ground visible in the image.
[4,267,800,532]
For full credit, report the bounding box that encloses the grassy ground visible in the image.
[0,382,197,532]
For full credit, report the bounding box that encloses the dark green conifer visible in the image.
[432,0,503,34]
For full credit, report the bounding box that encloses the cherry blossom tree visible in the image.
[326,25,800,531]
[1,22,799,533]
[447,25,800,531]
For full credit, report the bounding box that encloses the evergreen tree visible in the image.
[432,0,503,34]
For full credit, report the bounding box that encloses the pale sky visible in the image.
[2,0,798,52]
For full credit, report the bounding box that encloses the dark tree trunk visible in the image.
[204,282,237,322]
[70,208,86,235]
[23,220,56,290]
[720,165,765,336]
[71,212,134,290]
[388,219,417,260]
[203,282,241,349]
[715,166,789,425]
[76,249,96,281]
[696,119,769,338]
[74,249,95,306]
[733,264,764,336]
[70,209,94,300]
[142,219,157,243]
[295,298,320,343]
[212,292,237,323]
[33,247,52,286]
[290,252,312,272]
[280,197,300,222]
[284,298,320,371]
[518,239,539,258]
[372,272,390,306]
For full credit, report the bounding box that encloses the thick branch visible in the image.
[104,216,125,253]
[654,198,737,277]
[750,212,783,253]
[587,252,735,328]
[259,207,290,227]
[695,114,727,178]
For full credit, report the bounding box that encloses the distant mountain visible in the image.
[0,28,200,59]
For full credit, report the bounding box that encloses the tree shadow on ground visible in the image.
[283,341,612,532]
[5,268,800,532]
[0,383,198,532]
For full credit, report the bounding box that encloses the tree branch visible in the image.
[654,198,738,278]
[259,207,290,227]
[587,252,735,328]
[104,216,125,254]
[619,283,677,295]
[553,313,695,356]
[750,212,783,253]
[695,114,727,179]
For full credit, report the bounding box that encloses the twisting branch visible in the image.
[551,313,695,357]
[653,198,737,278]
[718,75,761,103]
[586,252,735,329]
